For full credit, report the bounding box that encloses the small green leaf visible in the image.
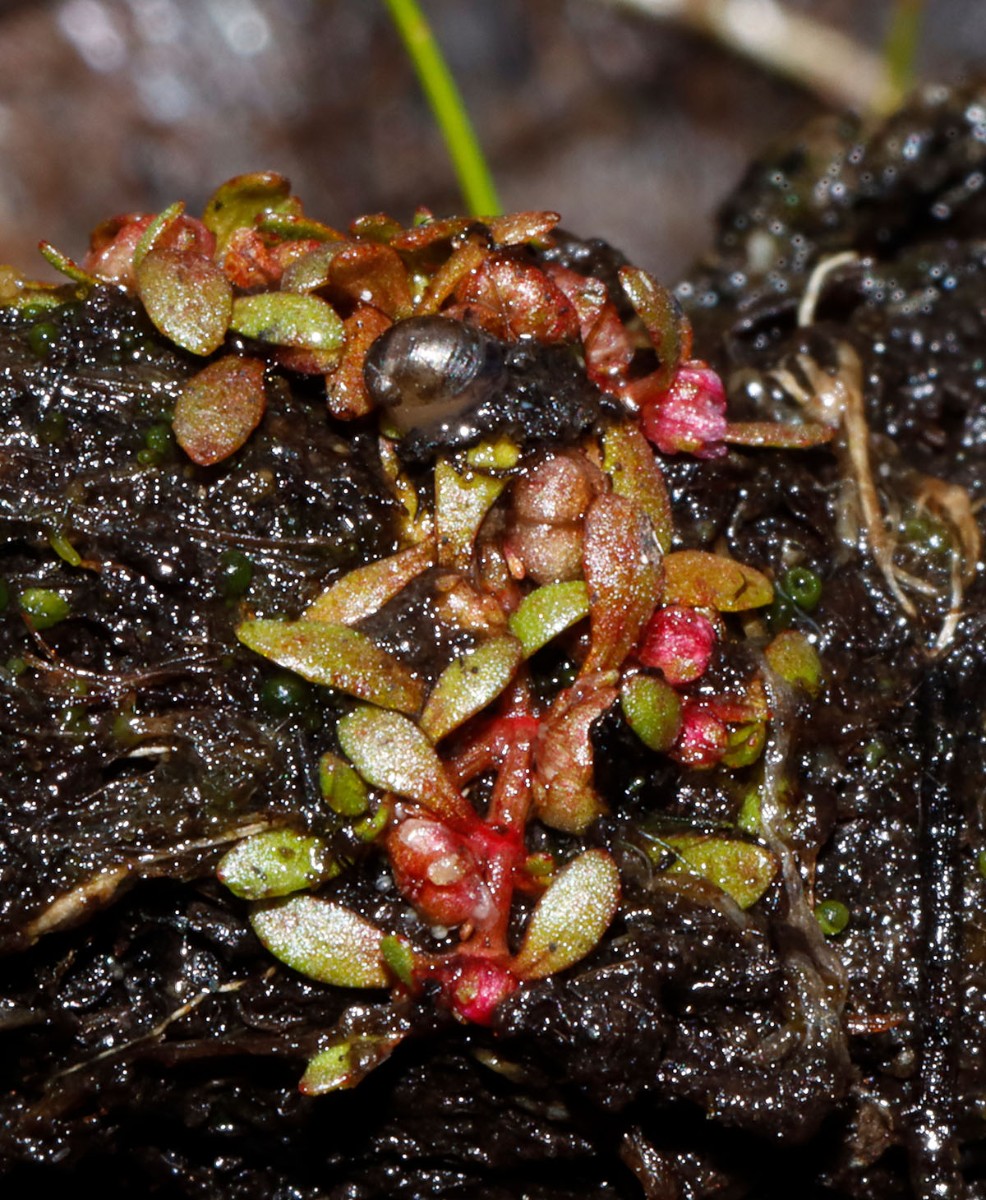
[218,829,339,900]
[602,422,674,553]
[256,212,346,242]
[20,587,71,629]
[172,356,267,466]
[620,673,682,752]
[380,934,418,986]
[661,833,778,910]
[279,243,346,293]
[203,172,300,253]
[136,247,232,355]
[420,635,523,742]
[619,264,691,388]
[38,242,98,287]
[765,630,823,694]
[336,706,473,826]
[252,895,388,987]
[663,551,773,612]
[318,752,370,817]
[304,538,435,625]
[434,457,507,570]
[230,292,344,354]
[132,200,185,270]
[507,580,590,658]
[300,1028,407,1095]
[237,619,424,714]
[512,849,620,980]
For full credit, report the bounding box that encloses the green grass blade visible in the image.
[383,0,501,216]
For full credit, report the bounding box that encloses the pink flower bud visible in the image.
[639,605,717,684]
[640,360,728,458]
[437,956,518,1025]
[671,702,728,768]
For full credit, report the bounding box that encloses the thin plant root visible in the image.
[784,343,919,617]
[760,340,981,637]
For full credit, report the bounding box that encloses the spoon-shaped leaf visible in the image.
[582,492,663,675]
[420,635,523,742]
[304,537,435,625]
[218,829,340,900]
[173,356,266,466]
[203,172,300,253]
[230,292,344,354]
[663,551,773,612]
[620,673,682,753]
[434,458,507,570]
[507,580,589,659]
[336,706,474,827]
[602,422,674,553]
[237,619,424,714]
[659,833,778,910]
[512,849,620,980]
[619,264,692,388]
[136,247,232,355]
[301,1028,408,1095]
[251,895,388,987]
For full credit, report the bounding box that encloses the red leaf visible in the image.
[454,254,579,343]
[173,356,267,466]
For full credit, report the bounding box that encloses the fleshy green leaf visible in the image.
[136,247,232,355]
[507,580,590,658]
[203,172,300,253]
[380,935,418,987]
[282,242,414,320]
[336,706,474,826]
[602,422,674,553]
[237,619,424,714]
[172,356,266,466]
[132,201,185,270]
[251,895,388,987]
[230,292,344,354]
[764,630,823,694]
[300,1028,407,1095]
[512,849,620,980]
[279,243,346,292]
[660,833,778,910]
[662,551,773,612]
[420,635,523,742]
[304,538,435,625]
[619,264,692,388]
[620,673,682,752]
[256,212,346,242]
[319,752,370,817]
[38,241,98,287]
[434,458,507,570]
[218,829,340,900]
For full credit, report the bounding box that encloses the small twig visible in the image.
[594,0,899,114]
[53,971,273,1079]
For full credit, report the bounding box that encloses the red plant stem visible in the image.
[459,680,537,959]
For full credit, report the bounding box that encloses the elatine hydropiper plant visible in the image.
[12,173,835,1093]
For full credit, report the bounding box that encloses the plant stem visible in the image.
[882,0,926,112]
[383,0,502,217]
